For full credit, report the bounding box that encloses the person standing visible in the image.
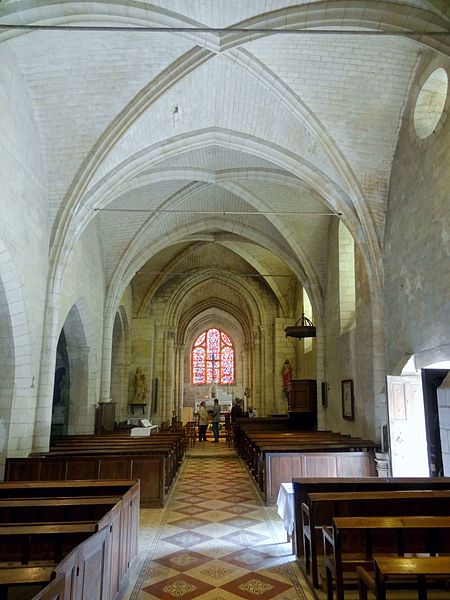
[231,398,243,422]
[212,398,220,443]
[198,401,209,442]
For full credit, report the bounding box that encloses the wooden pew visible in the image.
[234,426,377,504]
[293,476,450,571]
[0,480,140,600]
[0,496,121,523]
[303,489,450,588]
[40,431,186,502]
[27,573,66,600]
[262,447,375,503]
[0,566,55,600]
[0,522,98,564]
[323,515,450,600]
[357,556,450,600]
[5,451,165,507]
[51,432,185,472]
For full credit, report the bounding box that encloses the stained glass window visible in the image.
[192,328,235,384]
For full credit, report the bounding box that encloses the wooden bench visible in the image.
[47,432,186,493]
[324,515,450,600]
[263,448,375,504]
[302,489,450,588]
[0,522,97,565]
[293,476,450,569]
[5,452,165,507]
[0,565,55,600]
[233,427,377,504]
[0,480,140,600]
[0,496,121,523]
[357,556,450,600]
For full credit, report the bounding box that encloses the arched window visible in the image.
[192,328,235,384]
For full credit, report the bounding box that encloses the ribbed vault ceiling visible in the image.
[2,0,449,321]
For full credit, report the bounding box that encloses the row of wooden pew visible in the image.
[234,418,377,503]
[5,430,186,507]
[293,477,450,599]
[0,479,139,600]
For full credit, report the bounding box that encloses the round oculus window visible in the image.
[414,67,448,139]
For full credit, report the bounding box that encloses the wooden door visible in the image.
[386,375,429,476]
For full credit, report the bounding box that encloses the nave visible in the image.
[122,441,313,600]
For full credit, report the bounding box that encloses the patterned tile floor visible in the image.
[121,440,315,600]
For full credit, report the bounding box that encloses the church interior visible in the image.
[1,1,450,599]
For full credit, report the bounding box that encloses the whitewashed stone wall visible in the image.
[385,55,450,373]
[0,46,48,463]
[323,220,376,439]
[56,221,106,435]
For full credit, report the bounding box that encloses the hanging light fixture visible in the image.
[284,313,316,339]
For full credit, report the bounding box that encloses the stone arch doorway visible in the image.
[51,330,70,437]
[55,303,93,435]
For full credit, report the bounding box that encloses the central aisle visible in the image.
[124,444,314,600]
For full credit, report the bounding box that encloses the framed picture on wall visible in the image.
[342,379,354,420]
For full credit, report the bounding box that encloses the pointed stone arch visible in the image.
[53,300,98,438]
[110,306,131,423]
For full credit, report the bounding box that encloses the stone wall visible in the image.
[0,46,48,462]
[323,219,376,440]
[385,54,450,373]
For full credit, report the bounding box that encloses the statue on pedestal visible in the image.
[281,359,293,399]
[131,367,148,404]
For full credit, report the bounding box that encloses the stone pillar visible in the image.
[174,343,184,420]
[163,329,176,424]
[66,342,91,434]
[34,289,60,452]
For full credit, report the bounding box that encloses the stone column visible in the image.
[162,329,176,424]
[66,342,91,434]
[174,343,184,420]
[33,289,60,452]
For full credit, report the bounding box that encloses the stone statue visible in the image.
[281,359,292,398]
[210,379,217,399]
[131,367,148,404]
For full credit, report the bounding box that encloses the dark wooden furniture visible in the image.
[234,426,376,503]
[95,402,116,433]
[5,431,185,507]
[5,453,164,507]
[0,479,139,600]
[293,476,450,577]
[0,566,55,600]
[302,489,450,588]
[357,556,450,600]
[286,379,317,413]
[324,515,450,600]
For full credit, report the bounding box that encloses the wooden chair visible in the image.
[185,422,197,448]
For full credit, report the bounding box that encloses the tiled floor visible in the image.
[121,439,315,599]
